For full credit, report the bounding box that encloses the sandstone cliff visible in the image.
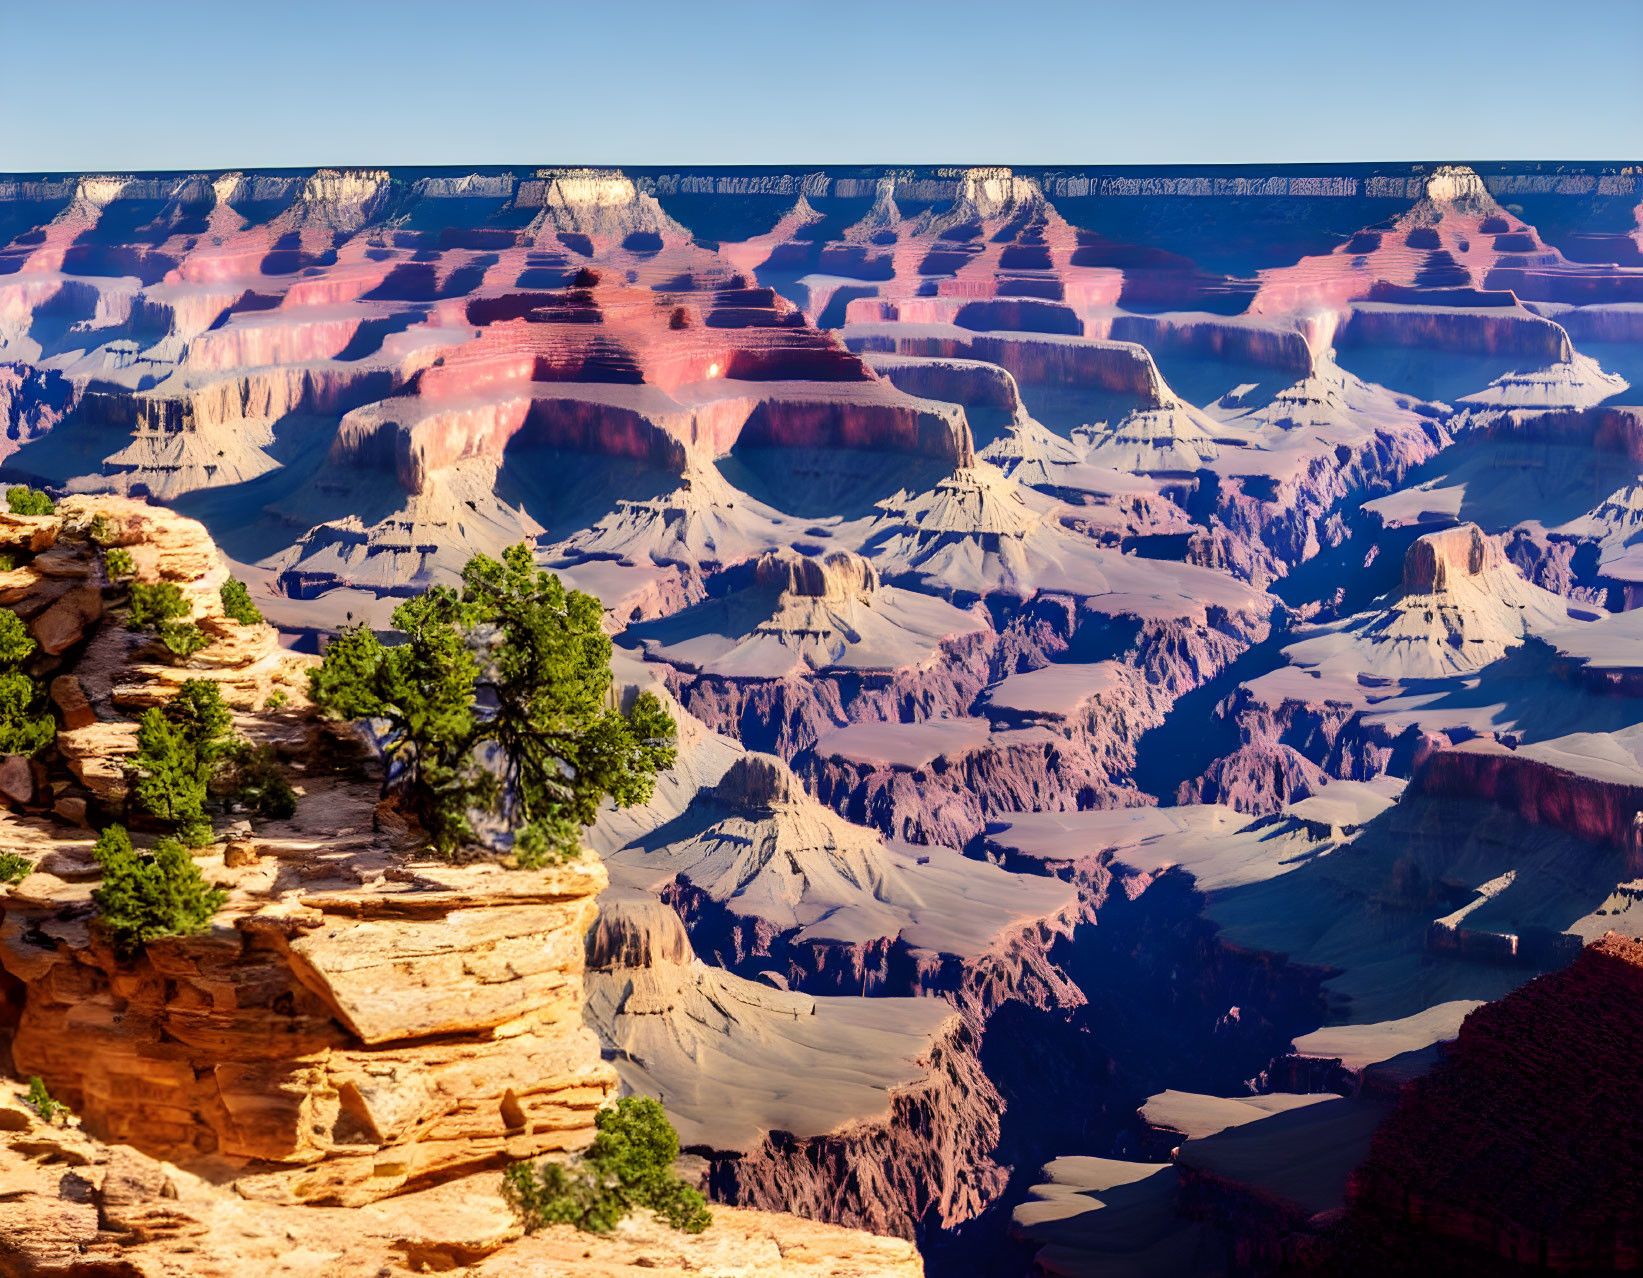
[0,497,619,1205]
[0,496,924,1273]
[0,1081,922,1278]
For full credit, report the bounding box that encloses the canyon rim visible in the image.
[3,7,1643,1273]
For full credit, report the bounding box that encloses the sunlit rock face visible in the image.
[1,161,1640,1276]
[0,501,618,1208]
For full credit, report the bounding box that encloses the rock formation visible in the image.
[0,1081,923,1278]
[1315,933,1643,1275]
[3,161,1642,1277]
[0,498,619,1206]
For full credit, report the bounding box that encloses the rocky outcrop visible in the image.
[1412,737,1643,855]
[0,1082,923,1278]
[1316,934,1643,1275]
[3,853,618,1206]
[0,498,619,1207]
[584,892,1002,1243]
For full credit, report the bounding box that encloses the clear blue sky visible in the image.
[4,0,1639,171]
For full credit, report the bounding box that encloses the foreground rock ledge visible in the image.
[0,1086,923,1278]
[2,846,621,1206]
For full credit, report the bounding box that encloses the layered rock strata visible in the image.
[0,498,618,1207]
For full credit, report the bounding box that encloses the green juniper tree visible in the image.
[126,679,298,839]
[127,582,190,631]
[158,619,208,659]
[0,610,55,757]
[224,742,298,820]
[502,1096,710,1235]
[219,577,263,626]
[308,544,676,863]
[6,487,54,517]
[127,679,236,844]
[104,547,136,580]
[90,824,225,956]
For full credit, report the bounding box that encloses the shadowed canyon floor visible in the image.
[2,161,1643,1275]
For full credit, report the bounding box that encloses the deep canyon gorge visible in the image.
[1,160,1642,1275]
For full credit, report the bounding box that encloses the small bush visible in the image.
[159,619,209,659]
[264,689,288,711]
[90,825,226,957]
[104,548,135,580]
[25,1075,64,1123]
[220,577,263,626]
[6,487,54,517]
[503,1096,710,1236]
[0,550,18,572]
[513,820,576,870]
[176,817,214,848]
[87,514,117,546]
[227,743,298,820]
[128,582,190,631]
[130,706,208,826]
[0,851,32,883]
[128,681,240,842]
[0,611,31,669]
[0,611,53,757]
[166,679,235,746]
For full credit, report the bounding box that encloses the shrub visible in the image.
[0,551,18,572]
[0,851,32,883]
[264,689,288,711]
[309,545,676,861]
[0,610,53,757]
[25,1075,64,1123]
[502,1096,710,1236]
[87,514,117,546]
[130,708,209,829]
[0,610,32,669]
[219,577,263,626]
[104,548,135,579]
[512,822,561,870]
[158,619,209,659]
[6,487,54,517]
[90,824,226,957]
[127,680,237,839]
[128,582,190,631]
[226,742,298,820]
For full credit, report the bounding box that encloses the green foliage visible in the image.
[158,619,209,659]
[226,742,297,820]
[220,577,263,626]
[511,822,558,870]
[130,708,209,828]
[25,1075,64,1123]
[0,673,54,756]
[0,550,18,572]
[167,679,236,747]
[264,689,288,711]
[6,487,54,517]
[128,680,237,837]
[502,1097,710,1236]
[87,514,118,547]
[0,609,35,668]
[0,610,53,757]
[308,544,676,862]
[0,851,33,883]
[90,824,225,957]
[104,547,135,580]
[127,582,190,631]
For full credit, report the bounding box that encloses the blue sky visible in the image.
[4,0,1639,171]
